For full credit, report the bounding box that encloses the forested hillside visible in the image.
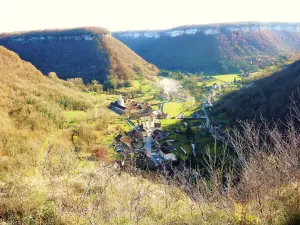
[114,22,300,74]
[216,59,300,123]
[0,45,91,160]
[0,27,158,87]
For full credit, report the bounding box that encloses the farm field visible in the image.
[163,102,186,117]
[197,74,241,87]
[212,74,241,82]
[163,101,196,117]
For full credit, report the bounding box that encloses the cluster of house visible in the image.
[114,123,179,170]
[109,95,180,170]
[212,82,228,90]
[108,95,153,119]
[145,129,179,169]
[152,110,168,119]
[205,82,232,107]
[108,95,170,120]
[205,96,214,107]
[202,76,214,81]
[158,84,189,103]
[114,124,145,154]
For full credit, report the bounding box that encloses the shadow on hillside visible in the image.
[215,60,300,125]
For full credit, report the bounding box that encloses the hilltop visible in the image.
[114,22,300,74]
[0,27,159,87]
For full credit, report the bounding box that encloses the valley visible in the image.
[102,69,249,170]
[1,22,300,224]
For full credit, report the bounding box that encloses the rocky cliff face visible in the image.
[114,22,300,74]
[115,23,300,39]
[0,27,158,84]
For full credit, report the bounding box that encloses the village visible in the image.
[108,77,231,172]
[109,94,179,171]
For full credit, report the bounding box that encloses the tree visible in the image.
[48,72,59,80]
[221,64,229,74]
[91,80,103,92]
[67,78,84,87]
[186,125,193,138]
[239,70,245,76]
[131,92,136,99]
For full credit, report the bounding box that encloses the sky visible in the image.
[1,0,300,33]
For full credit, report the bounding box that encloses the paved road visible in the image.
[201,104,210,129]
[145,132,153,155]
[191,143,196,156]
[160,103,164,113]
[127,119,136,128]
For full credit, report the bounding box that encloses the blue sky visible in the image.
[1,0,300,32]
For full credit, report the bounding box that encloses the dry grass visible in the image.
[103,36,159,87]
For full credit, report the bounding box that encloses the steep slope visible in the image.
[0,45,91,157]
[0,27,158,86]
[114,22,300,74]
[103,35,159,88]
[216,59,300,123]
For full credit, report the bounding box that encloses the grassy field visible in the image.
[159,118,191,160]
[63,110,88,123]
[185,119,206,127]
[183,104,200,117]
[163,101,196,117]
[197,74,241,87]
[213,74,241,82]
[168,133,191,160]
[117,76,164,105]
[160,118,180,128]
[163,102,185,117]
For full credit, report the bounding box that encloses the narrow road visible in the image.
[145,131,153,155]
[201,104,210,129]
[191,143,196,157]
[160,103,164,113]
[127,119,136,128]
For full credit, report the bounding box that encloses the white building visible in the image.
[117,95,125,107]
[159,150,177,161]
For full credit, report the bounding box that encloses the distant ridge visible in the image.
[0,26,111,37]
[114,22,300,74]
[0,27,158,87]
[115,22,300,33]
